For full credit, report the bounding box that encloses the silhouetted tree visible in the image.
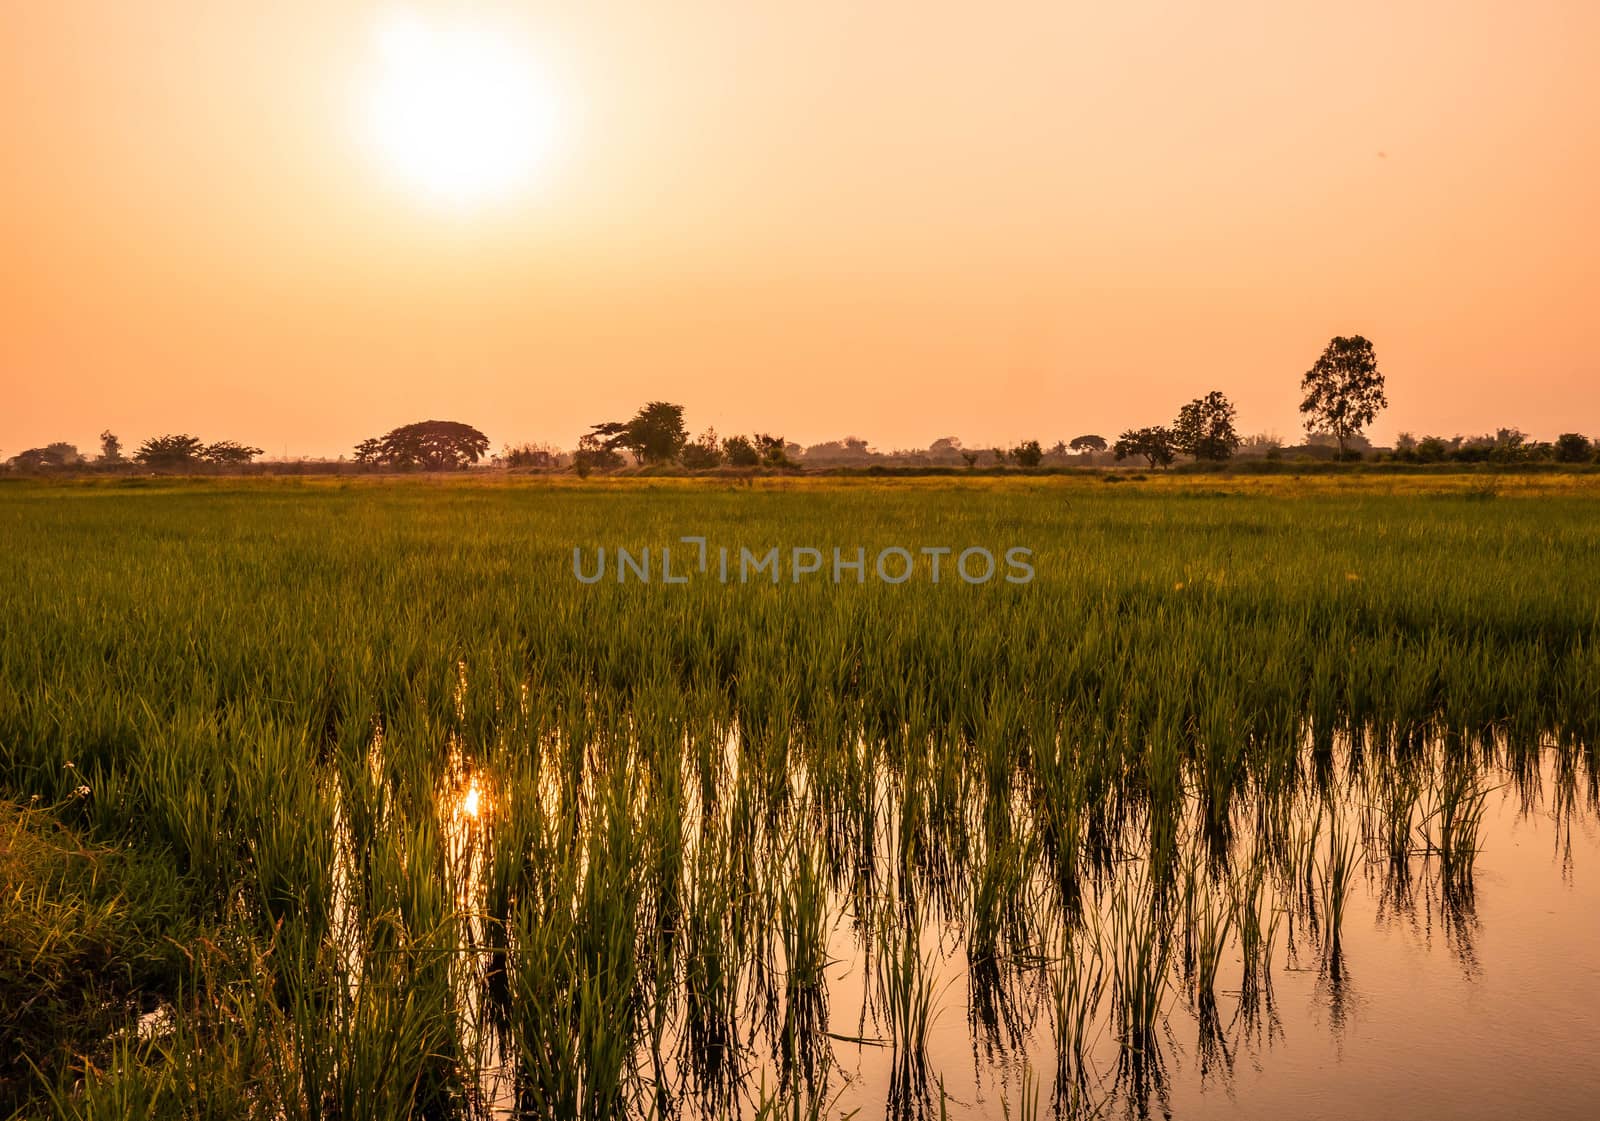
[1011,439,1043,467]
[1114,426,1176,468]
[1554,433,1593,463]
[136,434,206,468]
[722,435,760,467]
[752,433,793,467]
[960,450,980,469]
[98,431,124,464]
[356,421,490,470]
[589,401,688,465]
[681,428,724,469]
[1301,336,1387,457]
[1172,391,1241,461]
[573,433,624,473]
[203,440,263,465]
[1069,434,1107,455]
[8,443,82,470]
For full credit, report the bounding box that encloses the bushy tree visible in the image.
[1172,390,1241,461]
[98,431,124,464]
[752,433,793,468]
[589,401,688,465]
[354,421,490,470]
[203,440,263,465]
[8,443,82,470]
[1555,433,1594,463]
[1069,434,1107,455]
[680,428,724,469]
[721,435,760,467]
[1011,439,1043,467]
[1114,426,1176,468]
[1300,335,1387,457]
[1415,436,1449,463]
[136,434,206,468]
[572,433,624,474]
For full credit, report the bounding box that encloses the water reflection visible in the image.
[307,687,1599,1121]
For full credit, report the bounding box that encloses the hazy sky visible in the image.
[3,1,1596,459]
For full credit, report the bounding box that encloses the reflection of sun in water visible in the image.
[357,9,564,208]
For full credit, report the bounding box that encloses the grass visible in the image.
[0,473,1596,1118]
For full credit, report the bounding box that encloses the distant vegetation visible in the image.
[6,335,1599,475]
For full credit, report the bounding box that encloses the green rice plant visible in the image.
[1103,872,1172,1091]
[1047,911,1104,1111]
[777,834,831,1084]
[3,475,1599,1117]
[1318,811,1360,960]
[874,917,939,1112]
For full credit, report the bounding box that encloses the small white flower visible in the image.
[75,785,91,797]
[64,761,76,770]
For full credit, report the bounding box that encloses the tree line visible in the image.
[8,336,1598,473]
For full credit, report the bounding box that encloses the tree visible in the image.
[589,401,688,465]
[681,428,724,469]
[136,434,206,468]
[1011,439,1043,468]
[1415,436,1449,463]
[355,421,490,470]
[98,431,124,464]
[1171,391,1241,461]
[203,440,263,465]
[1114,426,1176,468]
[721,435,760,467]
[752,433,793,468]
[1554,433,1593,464]
[572,433,624,473]
[1300,335,1387,457]
[8,443,82,470]
[960,450,979,468]
[1069,434,1107,455]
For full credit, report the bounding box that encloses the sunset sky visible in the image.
[3,1,1596,459]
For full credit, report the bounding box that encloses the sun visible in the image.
[357,10,562,209]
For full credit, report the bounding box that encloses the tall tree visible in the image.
[1172,391,1241,461]
[1300,336,1387,457]
[98,430,124,464]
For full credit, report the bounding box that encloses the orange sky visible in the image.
[3,1,1597,459]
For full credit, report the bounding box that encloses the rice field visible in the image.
[2,473,1598,1120]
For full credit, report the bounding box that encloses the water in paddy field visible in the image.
[851,756,1600,1121]
[396,728,1600,1120]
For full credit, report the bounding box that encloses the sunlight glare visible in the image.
[359,9,563,209]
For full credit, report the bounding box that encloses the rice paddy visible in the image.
[2,473,1598,1119]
